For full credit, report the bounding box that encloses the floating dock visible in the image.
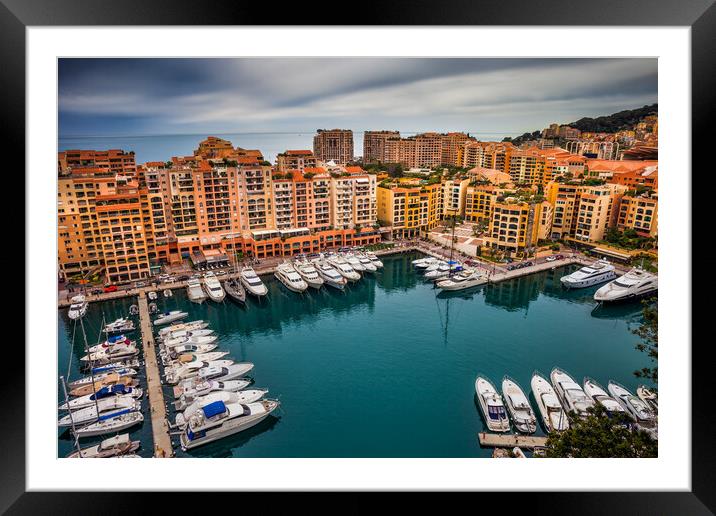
[477,432,548,449]
[138,293,174,457]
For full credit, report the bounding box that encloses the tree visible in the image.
[544,405,657,458]
[632,298,658,384]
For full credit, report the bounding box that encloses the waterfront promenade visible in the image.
[137,293,174,458]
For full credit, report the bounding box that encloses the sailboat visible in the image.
[436,215,487,292]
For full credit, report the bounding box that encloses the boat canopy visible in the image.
[487,404,506,420]
[98,408,133,421]
[202,400,227,419]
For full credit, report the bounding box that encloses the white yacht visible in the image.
[88,334,133,353]
[560,260,616,289]
[162,328,214,341]
[293,261,324,289]
[637,386,658,413]
[411,256,432,266]
[164,351,229,367]
[163,334,218,349]
[531,372,569,432]
[175,389,269,426]
[240,267,268,297]
[186,278,207,303]
[501,376,537,434]
[475,376,510,432]
[583,377,627,416]
[162,342,218,356]
[67,433,140,458]
[103,317,135,335]
[158,320,208,337]
[326,257,361,282]
[59,384,142,411]
[194,363,255,383]
[594,268,658,303]
[165,359,236,384]
[173,379,252,410]
[608,381,657,432]
[274,262,308,293]
[203,272,226,302]
[436,269,488,291]
[58,397,141,427]
[73,411,144,438]
[414,257,439,270]
[67,368,138,390]
[355,254,377,273]
[180,399,280,451]
[315,261,347,290]
[80,343,139,363]
[343,253,366,272]
[551,368,595,418]
[365,252,383,268]
[424,261,451,280]
[68,376,138,398]
[153,310,189,326]
[67,295,88,320]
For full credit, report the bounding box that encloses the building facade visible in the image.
[313,129,354,164]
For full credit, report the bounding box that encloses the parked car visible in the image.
[555,254,565,260]
[134,281,147,288]
[103,285,118,293]
[507,265,516,271]
[91,288,103,295]
[545,255,557,262]
[525,261,534,267]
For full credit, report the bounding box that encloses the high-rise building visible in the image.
[363,131,400,163]
[276,150,318,172]
[313,129,354,164]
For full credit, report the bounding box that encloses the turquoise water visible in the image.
[58,253,651,458]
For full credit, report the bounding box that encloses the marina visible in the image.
[59,252,653,458]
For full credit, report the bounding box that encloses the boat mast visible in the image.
[60,375,83,456]
[448,214,457,277]
[80,315,102,418]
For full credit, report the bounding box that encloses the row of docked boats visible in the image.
[412,256,488,292]
[474,368,658,438]
[156,319,280,451]
[272,251,384,294]
[560,259,658,303]
[60,322,146,449]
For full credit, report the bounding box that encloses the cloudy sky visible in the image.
[59,58,657,138]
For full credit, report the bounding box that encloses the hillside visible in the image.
[567,103,657,133]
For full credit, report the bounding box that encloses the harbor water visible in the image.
[58,253,652,458]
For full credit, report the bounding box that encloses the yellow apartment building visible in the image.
[616,194,658,238]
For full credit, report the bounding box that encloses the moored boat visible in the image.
[203,272,226,302]
[58,397,141,427]
[607,381,657,433]
[186,278,208,304]
[583,377,627,416]
[103,317,135,335]
[274,262,308,293]
[153,310,189,326]
[315,261,348,289]
[550,367,594,418]
[68,295,88,320]
[560,260,616,289]
[224,278,246,304]
[636,385,658,413]
[73,411,144,438]
[475,376,510,432]
[158,320,208,336]
[240,267,268,297]
[175,389,269,426]
[59,384,142,411]
[436,268,487,291]
[501,376,537,433]
[294,261,324,289]
[594,268,658,303]
[531,371,569,432]
[67,433,140,458]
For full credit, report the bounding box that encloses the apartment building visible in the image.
[194,136,235,159]
[464,185,500,223]
[363,131,400,163]
[377,182,442,239]
[616,194,658,238]
[442,178,470,217]
[484,200,553,255]
[58,149,137,177]
[276,150,318,172]
[313,129,354,164]
[440,132,476,166]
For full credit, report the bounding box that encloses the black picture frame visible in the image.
[6,0,709,511]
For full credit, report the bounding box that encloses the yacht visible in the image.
[637,386,658,413]
[326,257,361,282]
[73,411,144,439]
[80,343,139,364]
[67,433,140,458]
[180,399,280,451]
[87,334,133,353]
[607,381,657,432]
[175,389,269,426]
[67,367,137,390]
[186,278,208,303]
[203,272,226,302]
[173,379,252,410]
[164,289,173,298]
[414,257,439,270]
[164,351,230,367]
[194,362,255,383]
[501,376,537,433]
[103,317,135,335]
[365,252,383,268]
[148,291,158,301]
[315,261,347,290]
[594,268,658,303]
[59,384,143,411]
[69,377,138,398]
[67,295,88,320]
[294,261,325,289]
[531,371,569,432]
[436,269,488,291]
[165,359,236,384]
[424,261,454,281]
[240,267,268,297]
[583,377,627,416]
[475,376,510,432]
[58,397,141,427]
[163,335,218,349]
[224,278,246,304]
[153,310,189,326]
[162,342,218,356]
[355,254,377,273]
[550,367,595,418]
[411,256,432,266]
[274,262,308,293]
[560,260,617,289]
[158,320,208,337]
[344,253,366,272]
[162,328,214,341]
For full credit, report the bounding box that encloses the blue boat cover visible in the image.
[108,335,124,343]
[202,400,227,418]
[98,408,132,421]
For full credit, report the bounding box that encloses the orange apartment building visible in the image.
[58,149,137,176]
[616,193,658,238]
[363,131,401,163]
[313,129,354,164]
[276,150,318,172]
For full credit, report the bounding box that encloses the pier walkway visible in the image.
[477,432,548,449]
[137,293,174,457]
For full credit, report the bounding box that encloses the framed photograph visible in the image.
[9,0,709,510]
